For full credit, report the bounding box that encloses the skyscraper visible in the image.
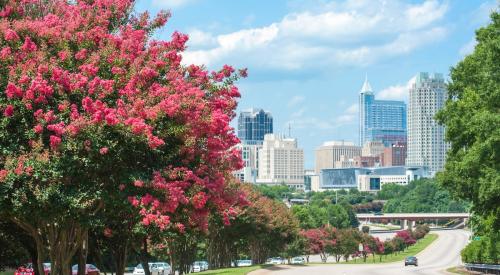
[359,76,407,147]
[407,72,449,175]
[237,108,273,144]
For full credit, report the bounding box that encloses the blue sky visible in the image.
[135,0,497,169]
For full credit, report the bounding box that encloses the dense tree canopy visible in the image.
[382,179,468,213]
[435,10,500,229]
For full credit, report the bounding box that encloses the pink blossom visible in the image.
[21,37,37,52]
[0,47,11,60]
[75,49,87,60]
[99,147,109,155]
[103,228,113,237]
[58,50,69,61]
[4,29,19,41]
[119,184,126,191]
[47,122,66,136]
[3,105,14,117]
[134,180,144,187]
[0,169,8,182]
[34,124,43,134]
[49,135,62,149]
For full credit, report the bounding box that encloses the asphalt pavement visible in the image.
[250,229,470,275]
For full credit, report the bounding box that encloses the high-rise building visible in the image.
[359,76,407,147]
[257,134,304,189]
[315,141,361,173]
[407,72,449,175]
[237,108,273,144]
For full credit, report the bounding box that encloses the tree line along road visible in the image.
[250,229,470,275]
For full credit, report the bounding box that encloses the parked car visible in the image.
[290,257,305,265]
[191,261,208,272]
[71,264,100,275]
[150,262,171,275]
[43,263,51,275]
[235,260,252,267]
[133,263,171,275]
[15,263,34,275]
[405,256,418,266]
[267,257,285,264]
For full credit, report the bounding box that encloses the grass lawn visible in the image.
[344,233,438,264]
[446,266,473,274]
[0,271,14,275]
[197,265,271,275]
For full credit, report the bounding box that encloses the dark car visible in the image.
[405,256,418,266]
[71,264,100,275]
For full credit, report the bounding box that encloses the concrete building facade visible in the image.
[233,143,262,183]
[382,142,407,167]
[315,141,361,173]
[257,134,304,189]
[407,72,449,175]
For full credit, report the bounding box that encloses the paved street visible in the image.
[250,229,470,275]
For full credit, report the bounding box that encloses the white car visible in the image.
[133,263,171,275]
[191,261,208,272]
[235,260,252,267]
[151,262,171,275]
[269,258,285,264]
[290,257,305,265]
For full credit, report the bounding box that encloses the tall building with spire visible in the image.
[359,76,407,147]
[407,72,449,175]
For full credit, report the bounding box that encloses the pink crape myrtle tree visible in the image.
[0,1,246,275]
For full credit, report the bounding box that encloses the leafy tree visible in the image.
[337,228,360,262]
[254,184,295,200]
[0,1,245,275]
[435,10,500,230]
[302,228,329,262]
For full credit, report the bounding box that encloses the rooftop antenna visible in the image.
[288,123,291,138]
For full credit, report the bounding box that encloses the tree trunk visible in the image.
[140,238,151,275]
[78,231,89,275]
[114,241,128,275]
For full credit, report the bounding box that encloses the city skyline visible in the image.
[134,0,497,168]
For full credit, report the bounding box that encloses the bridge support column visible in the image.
[401,219,408,229]
[408,220,415,231]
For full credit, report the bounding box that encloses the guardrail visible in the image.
[465,263,500,274]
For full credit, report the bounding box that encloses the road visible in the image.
[250,229,470,275]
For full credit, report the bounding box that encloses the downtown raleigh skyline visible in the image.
[234,72,449,191]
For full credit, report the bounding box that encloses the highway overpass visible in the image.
[356,213,470,229]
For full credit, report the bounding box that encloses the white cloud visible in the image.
[334,103,358,124]
[378,75,416,101]
[345,104,358,114]
[182,0,449,69]
[187,30,217,49]
[459,38,477,57]
[288,95,306,107]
